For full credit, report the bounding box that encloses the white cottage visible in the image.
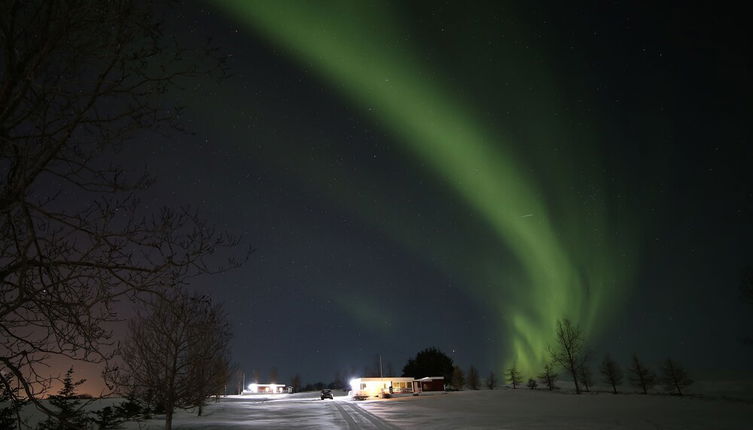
[348,377,417,398]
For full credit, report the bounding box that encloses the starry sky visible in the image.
[113,1,753,386]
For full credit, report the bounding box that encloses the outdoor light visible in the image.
[349,378,358,391]
[248,383,258,393]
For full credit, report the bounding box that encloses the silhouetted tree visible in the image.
[194,345,231,415]
[486,371,498,390]
[505,365,522,389]
[527,378,538,389]
[120,291,232,430]
[331,372,344,390]
[0,372,23,430]
[111,393,147,423]
[0,0,240,417]
[269,368,279,384]
[578,362,593,392]
[549,319,585,394]
[92,403,130,430]
[660,358,693,396]
[229,367,244,395]
[467,366,480,390]
[37,368,90,430]
[0,401,15,429]
[402,347,454,380]
[451,366,465,390]
[628,354,656,394]
[538,363,558,391]
[291,374,302,393]
[600,354,623,394]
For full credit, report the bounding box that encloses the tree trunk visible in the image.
[569,362,581,394]
[165,408,173,430]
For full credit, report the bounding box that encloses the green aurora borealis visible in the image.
[213,1,634,375]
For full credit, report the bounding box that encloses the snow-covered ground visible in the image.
[128,388,753,429]
[360,389,753,430]
[13,387,753,429]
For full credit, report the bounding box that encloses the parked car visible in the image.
[321,389,334,400]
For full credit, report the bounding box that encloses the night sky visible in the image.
[109,1,753,387]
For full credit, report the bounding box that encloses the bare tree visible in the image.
[0,0,239,416]
[291,374,302,393]
[329,371,344,390]
[385,362,395,377]
[538,362,558,391]
[190,328,232,416]
[467,365,480,390]
[548,319,585,394]
[577,361,593,393]
[120,291,232,430]
[628,354,656,394]
[505,364,522,389]
[450,366,465,390]
[660,358,693,396]
[228,366,243,395]
[527,378,537,389]
[486,371,497,390]
[600,354,623,394]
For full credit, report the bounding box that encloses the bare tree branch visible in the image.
[119,290,232,430]
[0,0,241,419]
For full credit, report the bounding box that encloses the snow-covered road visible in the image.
[332,400,400,430]
[125,392,401,429]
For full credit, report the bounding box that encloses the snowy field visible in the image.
[130,388,751,430]
[14,387,753,429]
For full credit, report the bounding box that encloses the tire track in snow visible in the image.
[333,401,359,430]
[336,401,401,430]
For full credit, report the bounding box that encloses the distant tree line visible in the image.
[494,318,694,396]
[394,320,694,397]
[1,367,160,430]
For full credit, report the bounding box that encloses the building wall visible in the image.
[351,377,415,397]
[421,379,445,391]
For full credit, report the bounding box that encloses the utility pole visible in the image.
[379,354,383,377]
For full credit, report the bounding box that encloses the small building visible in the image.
[414,376,445,392]
[349,377,416,398]
[243,383,292,394]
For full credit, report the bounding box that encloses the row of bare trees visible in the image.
[504,352,692,396]
[449,319,692,396]
[1,1,240,429]
[501,319,694,396]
